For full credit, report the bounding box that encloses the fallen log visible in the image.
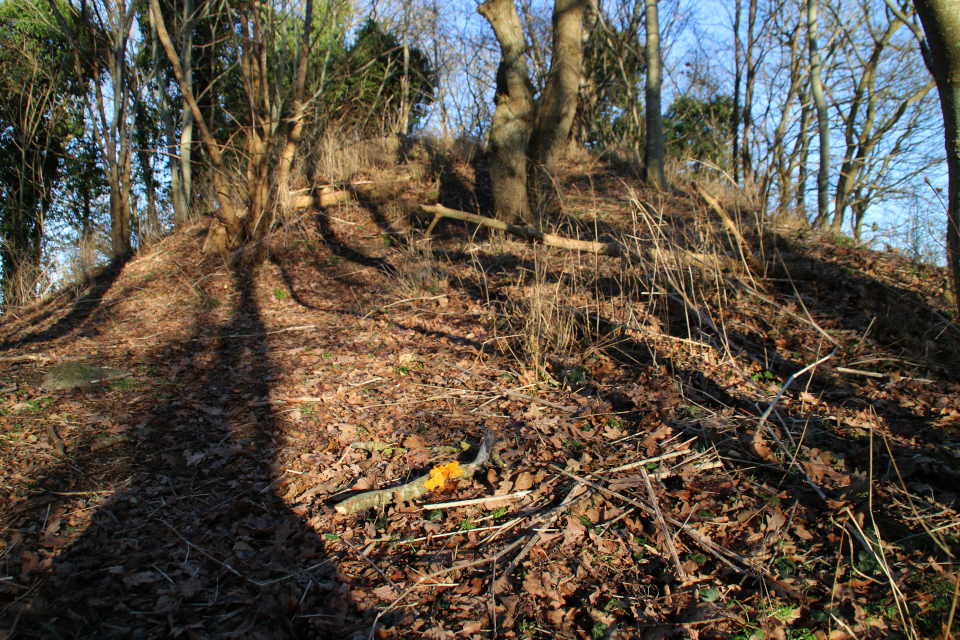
[290,190,352,209]
[419,203,744,274]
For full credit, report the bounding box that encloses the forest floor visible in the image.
[2,146,960,640]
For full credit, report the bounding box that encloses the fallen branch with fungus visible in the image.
[334,431,496,515]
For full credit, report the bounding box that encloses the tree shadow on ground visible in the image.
[3,265,359,639]
[0,255,133,351]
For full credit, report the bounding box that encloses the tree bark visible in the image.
[912,0,960,316]
[276,0,314,209]
[179,0,195,222]
[479,0,536,225]
[740,0,758,185]
[643,0,667,191]
[528,0,589,216]
[807,0,830,228]
[480,0,588,227]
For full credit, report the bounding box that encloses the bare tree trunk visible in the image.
[830,7,935,235]
[150,0,245,250]
[148,5,187,225]
[793,88,812,220]
[479,0,536,225]
[807,0,830,228]
[105,4,135,258]
[480,0,588,226]
[528,0,589,216]
[428,0,451,137]
[795,132,810,216]
[179,0,195,219]
[48,0,137,258]
[643,0,667,190]
[770,25,802,216]
[732,0,742,184]
[831,17,899,233]
[276,0,315,204]
[740,0,757,185]
[912,0,960,316]
[397,0,412,136]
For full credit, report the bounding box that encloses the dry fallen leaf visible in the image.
[562,516,586,547]
[461,620,483,634]
[372,585,398,602]
[512,471,534,492]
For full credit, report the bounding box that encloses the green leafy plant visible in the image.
[566,364,587,384]
[855,549,882,574]
[751,370,776,383]
[758,493,781,507]
[591,620,607,639]
[699,587,721,602]
[273,288,287,301]
[605,415,623,429]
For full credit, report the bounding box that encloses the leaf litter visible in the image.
[0,170,958,639]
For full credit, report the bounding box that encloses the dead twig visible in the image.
[0,354,46,363]
[552,465,802,599]
[339,536,401,594]
[422,491,532,510]
[607,442,697,473]
[163,520,245,580]
[693,182,760,274]
[164,520,332,588]
[372,534,528,626]
[420,204,743,274]
[439,359,576,413]
[370,478,597,638]
[735,277,840,346]
[501,481,592,579]
[835,367,884,378]
[45,422,66,456]
[755,347,838,502]
[640,467,688,582]
[363,295,452,319]
[90,435,131,452]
